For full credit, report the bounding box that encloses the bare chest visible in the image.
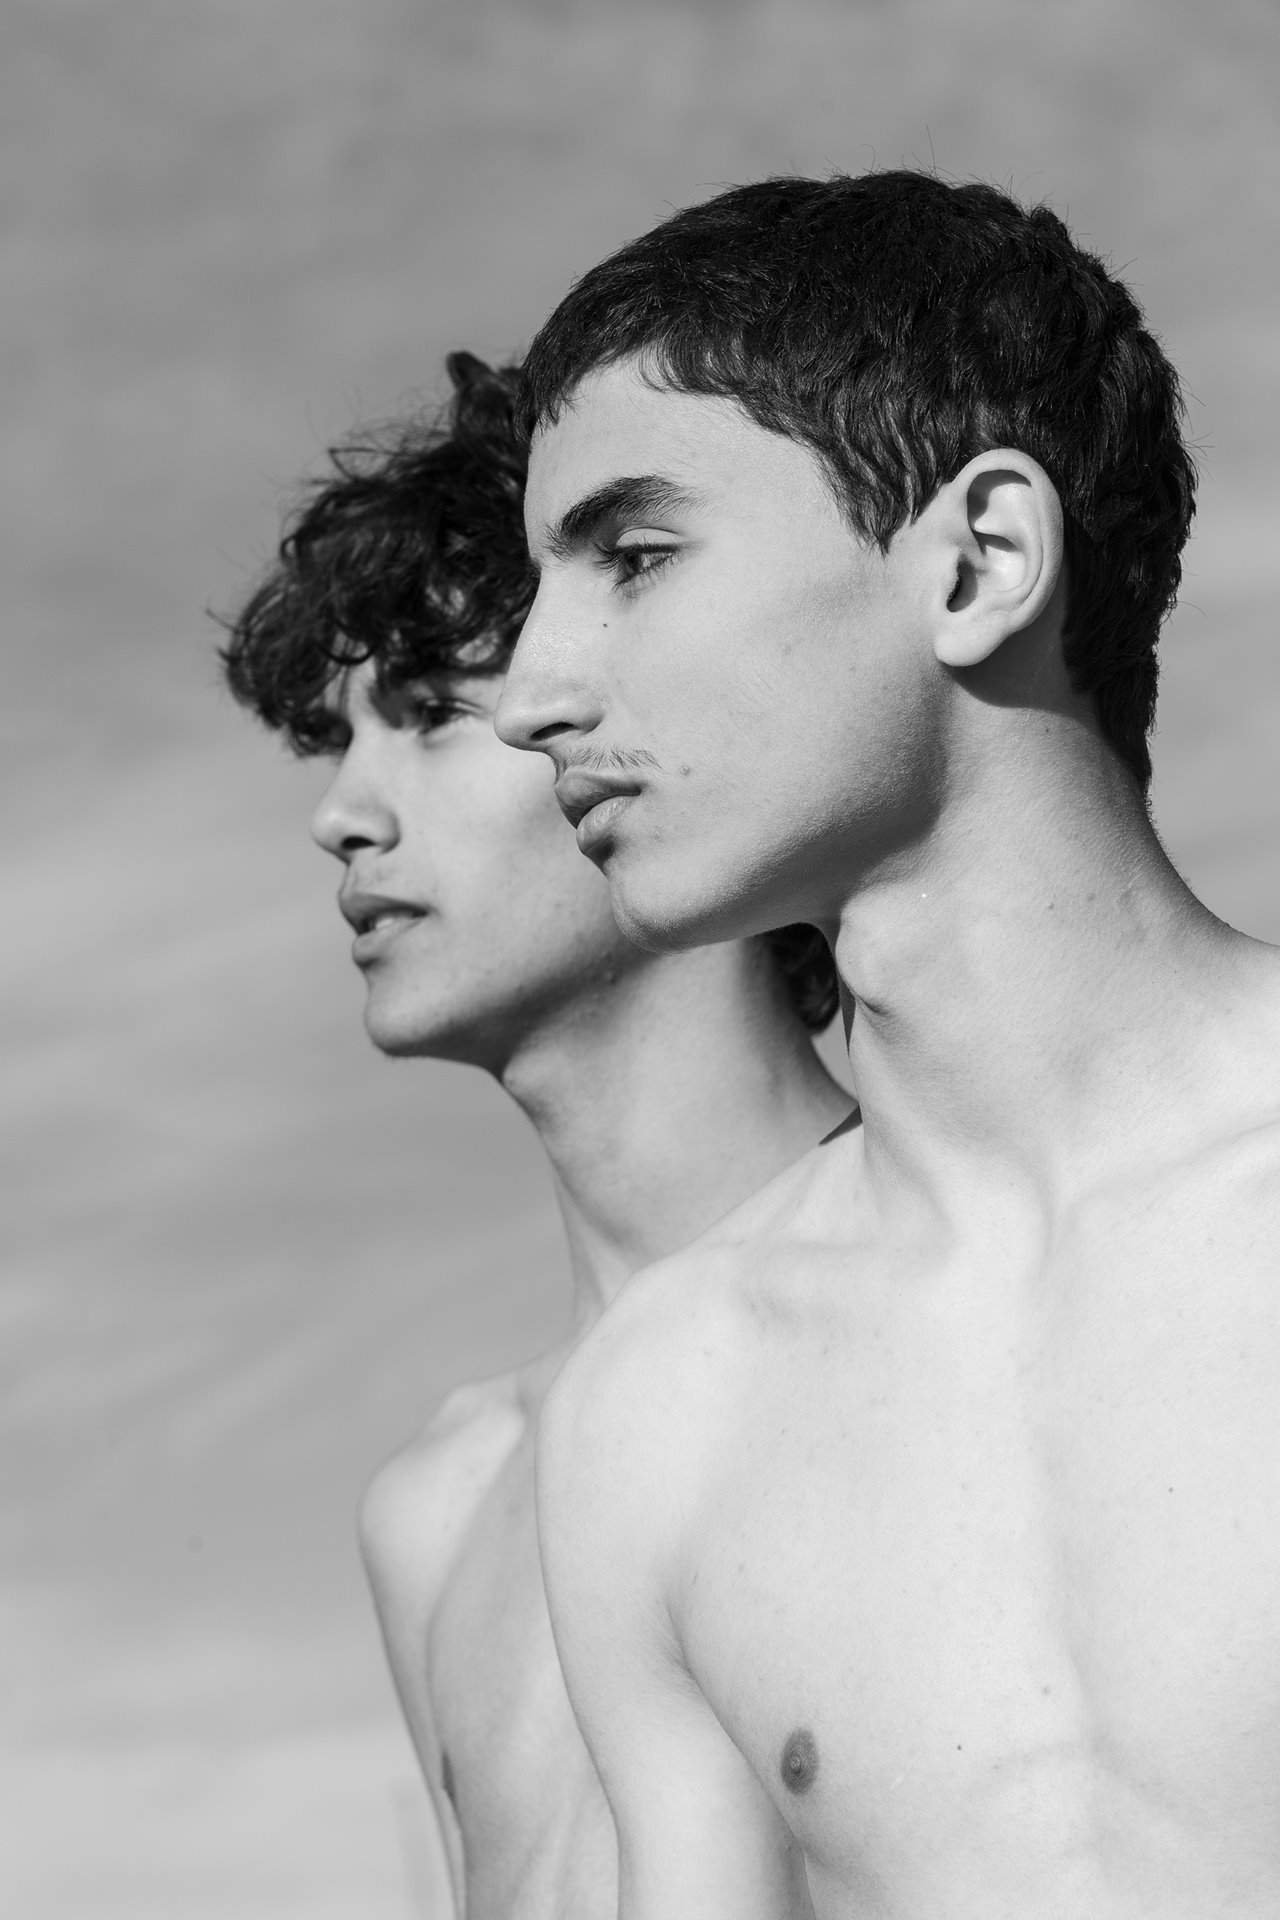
[429,1437,614,1920]
[680,1190,1280,1909]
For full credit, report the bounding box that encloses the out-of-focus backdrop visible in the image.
[6,2,1278,1914]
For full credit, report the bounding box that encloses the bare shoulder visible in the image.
[535,1258,737,1701]
[1218,930,1280,1094]
[1192,1100,1280,1246]
[1180,938,1280,1208]
[1088,944,1280,1267]
[539,1121,863,1572]
[360,1371,529,1625]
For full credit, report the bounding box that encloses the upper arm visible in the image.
[359,1388,517,1915]
[359,1382,519,1714]
[358,1440,454,1736]
[536,1302,812,1920]
[358,1452,458,1913]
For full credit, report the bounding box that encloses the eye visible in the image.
[388,681,475,736]
[595,538,677,591]
[406,694,471,735]
[312,717,352,762]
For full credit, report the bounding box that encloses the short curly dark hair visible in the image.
[521,170,1197,794]
[221,352,532,754]
[220,351,838,1033]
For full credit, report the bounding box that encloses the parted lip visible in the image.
[553,768,643,830]
[339,888,428,935]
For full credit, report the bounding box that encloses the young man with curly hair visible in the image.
[496,171,1280,1918]
[222,352,852,1920]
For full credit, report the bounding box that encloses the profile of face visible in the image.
[494,359,954,953]
[310,659,643,1065]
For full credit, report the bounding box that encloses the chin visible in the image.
[363,994,469,1062]
[608,864,765,956]
[362,983,525,1070]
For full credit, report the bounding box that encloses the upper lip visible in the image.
[339,889,428,934]
[554,768,642,829]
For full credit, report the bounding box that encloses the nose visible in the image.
[494,584,603,755]
[309,751,400,862]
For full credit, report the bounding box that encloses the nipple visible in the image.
[779,1727,819,1795]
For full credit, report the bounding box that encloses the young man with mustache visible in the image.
[496,171,1280,1918]
[221,352,852,1920]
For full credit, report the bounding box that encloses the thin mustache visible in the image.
[557,745,662,777]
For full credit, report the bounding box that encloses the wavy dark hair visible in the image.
[220,351,838,1033]
[521,170,1197,794]
[221,352,532,753]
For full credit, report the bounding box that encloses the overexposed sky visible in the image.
[7,1,1280,1913]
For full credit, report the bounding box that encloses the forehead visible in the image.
[525,358,836,549]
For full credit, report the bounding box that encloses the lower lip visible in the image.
[351,913,426,965]
[575,793,636,856]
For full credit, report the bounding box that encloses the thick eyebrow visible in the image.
[541,475,703,563]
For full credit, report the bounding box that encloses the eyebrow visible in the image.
[542,475,703,563]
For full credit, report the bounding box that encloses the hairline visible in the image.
[533,350,939,560]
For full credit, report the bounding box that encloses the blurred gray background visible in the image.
[5,1,1278,1914]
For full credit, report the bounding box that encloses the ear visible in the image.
[928,451,1064,670]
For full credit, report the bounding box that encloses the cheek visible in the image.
[466,771,619,922]
[612,597,764,772]
[647,603,835,791]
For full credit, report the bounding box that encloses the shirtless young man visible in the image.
[495,172,1280,1918]
[221,352,852,1919]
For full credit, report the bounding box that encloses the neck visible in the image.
[497,943,851,1333]
[833,721,1241,1219]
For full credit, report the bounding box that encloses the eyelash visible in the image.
[315,691,472,760]
[594,541,676,590]
[407,697,469,735]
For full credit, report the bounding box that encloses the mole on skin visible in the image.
[780,1727,819,1795]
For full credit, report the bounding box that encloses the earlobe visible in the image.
[932,452,1064,670]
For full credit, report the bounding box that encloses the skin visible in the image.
[494,358,1280,1918]
[310,658,852,1920]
